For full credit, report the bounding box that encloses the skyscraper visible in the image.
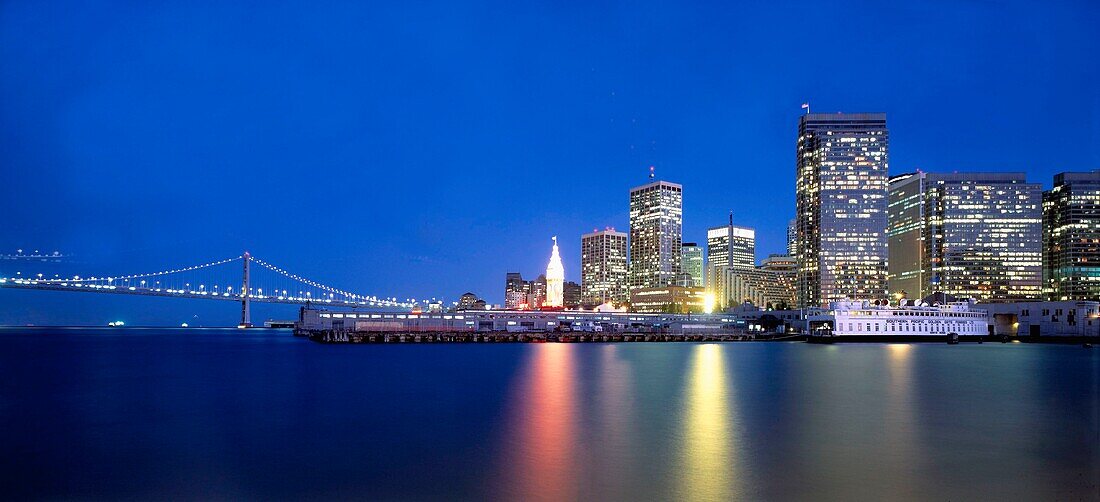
[705,218,755,288]
[887,171,926,299]
[544,237,564,307]
[629,179,683,291]
[680,242,704,287]
[787,218,798,258]
[1043,171,1100,301]
[887,171,1043,301]
[795,112,889,307]
[581,228,629,305]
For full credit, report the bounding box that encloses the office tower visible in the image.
[544,237,564,307]
[681,242,704,287]
[504,272,528,309]
[705,218,756,288]
[887,172,1043,301]
[629,179,683,290]
[530,275,547,308]
[926,173,1042,301]
[887,172,926,299]
[787,218,798,258]
[1043,171,1100,300]
[795,112,889,307]
[581,228,629,305]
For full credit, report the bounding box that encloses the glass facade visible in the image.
[681,242,704,288]
[581,229,629,305]
[923,173,1042,301]
[1043,171,1100,300]
[629,181,683,291]
[887,172,926,299]
[795,113,889,307]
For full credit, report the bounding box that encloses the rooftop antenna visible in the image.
[729,211,733,226]
[649,166,655,179]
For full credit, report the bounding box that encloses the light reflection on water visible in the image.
[677,344,737,501]
[1,329,1097,500]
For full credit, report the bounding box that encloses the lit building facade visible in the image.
[923,173,1042,301]
[713,267,796,310]
[629,180,683,290]
[544,237,564,307]
[630,285,706,313]
[1043,171,1100,301]
[705,222,755,288]
[795,112,889,307]
[760,254,798,308]
[787,218,799,258]
[504,272,529,309]
[581,228,629,306]
[681,242,704,288]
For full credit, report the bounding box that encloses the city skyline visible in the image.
[1,1,1098,323]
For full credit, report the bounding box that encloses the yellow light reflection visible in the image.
[678,344,736,500]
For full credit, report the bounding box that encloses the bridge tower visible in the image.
[239,251,252,328]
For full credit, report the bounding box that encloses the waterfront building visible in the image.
[796,113,888,308]
[1043,171,1100,301]
[887,172,926,299]
[681,242,704,288]
[705,218,755,288]
[530,275,547,308]
[712,266,796,310]
[926,172,1042,301]
[808,300,988,338]
[890,172,1043,301]
[581,228,629,306]
[544,237,564,307]
[630,285,706,313]
[986,300,1100,338]
[760,254,798,308]
[629,179,683,290]
[795,112,890,307]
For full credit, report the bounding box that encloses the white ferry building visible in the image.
[809,300,988,338]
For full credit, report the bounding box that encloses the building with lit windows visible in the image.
[760,254,798,307]
[705,220,755,288]
[925,173,1042,301]
[681,242,704,287]
[629,285,706,313]
[787,218,799,258]
[1043,171,1100,301]
[629,180,683,290]
[795,112,889,307]
[581,228,629,306]
[887,172,926,299]
[712,267,796,310]
[887,172,1043,302]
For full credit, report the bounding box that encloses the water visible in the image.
[1,328,1097,500]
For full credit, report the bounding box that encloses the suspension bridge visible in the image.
[0,252,419,327]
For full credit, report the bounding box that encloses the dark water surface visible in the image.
[1,328,1097,500]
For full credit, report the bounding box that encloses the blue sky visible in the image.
[1,1,1098,324]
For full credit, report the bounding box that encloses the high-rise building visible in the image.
[887,172,926,299]
[681,242,704,288]
[581,228,629,306]
[887,171,1043,301]
[705,219,755,288]
[544,237,564,307]
[787,218,798,258]
[795,112,889,307]
[629,179,683,291]
[504,272,529,309]
[1043,171,1100,301]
